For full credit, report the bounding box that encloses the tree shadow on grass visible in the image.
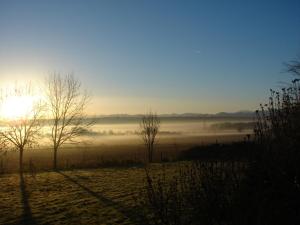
[57,171,145,225]
[19,172,37,225]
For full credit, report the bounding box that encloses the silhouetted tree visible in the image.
[140,111,160,163]
[0,85,43,173]
[46,73,92,170]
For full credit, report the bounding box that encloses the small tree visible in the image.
[140,111,160,163]
[46,73,92,170]
[0,85,43,173]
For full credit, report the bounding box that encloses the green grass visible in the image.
[0,166,160,225]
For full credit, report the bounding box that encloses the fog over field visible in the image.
[91,116,253,144]
[41,114,255,146]
[0,114,254,173]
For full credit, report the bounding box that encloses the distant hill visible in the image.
[93,111,255,119]
[214,111,255,118]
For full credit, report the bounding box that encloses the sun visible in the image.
[0,95,37,120]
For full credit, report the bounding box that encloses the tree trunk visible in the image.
[149,150,152,163]
[149,145,153,163]
[53,147,58,170]
[19,147,24,173]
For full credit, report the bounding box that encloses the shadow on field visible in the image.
[57,171,144,225]
[19,172,37,225]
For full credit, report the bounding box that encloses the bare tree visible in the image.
[140,111,160,163]
[46,73,92,170]
[0,85,44,173]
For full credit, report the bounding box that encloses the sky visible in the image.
[0,0,300,114]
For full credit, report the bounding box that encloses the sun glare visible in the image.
[0,95,37,120]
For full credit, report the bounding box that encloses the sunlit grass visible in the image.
[0,164,177,225]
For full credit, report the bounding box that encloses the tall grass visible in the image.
[136,161,246,225]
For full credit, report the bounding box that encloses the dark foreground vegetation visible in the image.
[136,60,300,225]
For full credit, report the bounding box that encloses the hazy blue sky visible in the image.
[0,0,300,114]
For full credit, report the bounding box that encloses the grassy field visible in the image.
[1,133,248,173]
[0,165,166,225]
[0,134,249,225]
